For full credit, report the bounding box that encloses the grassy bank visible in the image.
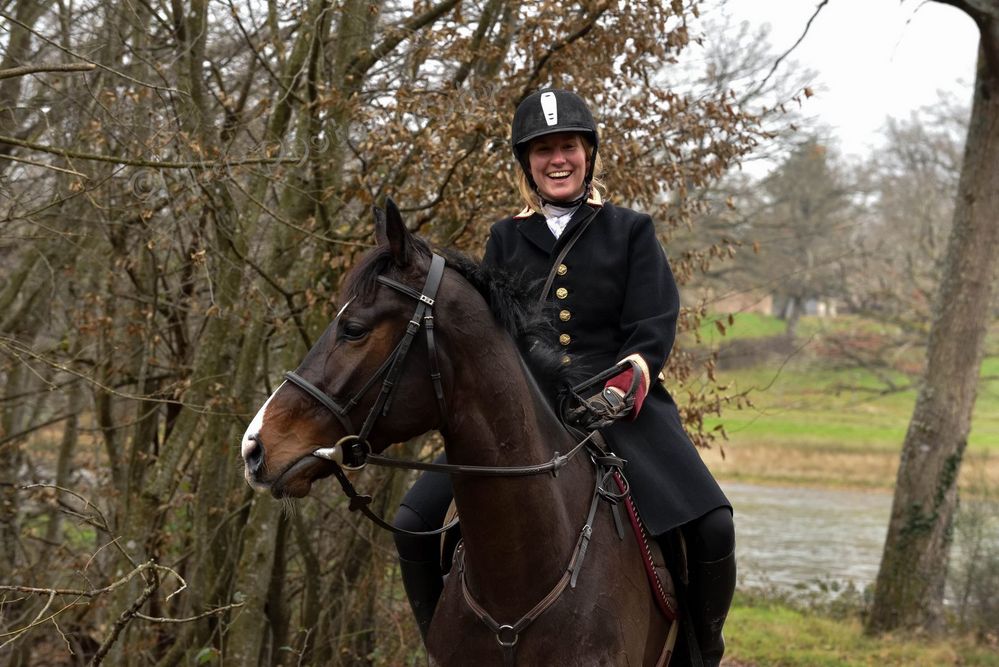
[688,313,999,665]
[690,314,999,492]
[725,593,999,666]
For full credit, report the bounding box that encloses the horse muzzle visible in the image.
[240,431,336,498]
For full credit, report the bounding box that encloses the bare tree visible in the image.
[867,0,999,634]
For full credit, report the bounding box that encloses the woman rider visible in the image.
[393,88,736,666]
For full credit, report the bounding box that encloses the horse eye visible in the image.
[340,321,369,341]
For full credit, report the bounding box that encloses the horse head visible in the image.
[241,200,453,498]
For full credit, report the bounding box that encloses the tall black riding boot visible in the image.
[688,550,736,667]
[399,557,444,643]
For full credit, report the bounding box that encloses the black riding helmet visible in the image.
[511,89,599,200]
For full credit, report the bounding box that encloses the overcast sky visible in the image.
[719,0,979,159]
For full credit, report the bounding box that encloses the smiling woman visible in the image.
[527,132,590,203]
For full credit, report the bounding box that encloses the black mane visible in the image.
[344,238,585,398]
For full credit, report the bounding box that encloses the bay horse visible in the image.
[241,201,677,665]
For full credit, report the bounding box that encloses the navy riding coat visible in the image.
[483,194,730,536]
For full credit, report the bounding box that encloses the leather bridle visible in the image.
[283,252,449,470]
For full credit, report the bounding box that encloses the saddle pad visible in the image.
[612,471,678,622]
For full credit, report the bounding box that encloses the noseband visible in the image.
[283,253,449,469]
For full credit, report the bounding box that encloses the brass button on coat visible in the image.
[561,355,571,365]
[555,287,568,299]
[559,309,571,322]
[556,263,568,276]
[559,333,571,346]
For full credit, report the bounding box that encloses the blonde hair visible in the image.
[515,135,605,213]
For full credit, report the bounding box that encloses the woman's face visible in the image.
[528,132,589,202]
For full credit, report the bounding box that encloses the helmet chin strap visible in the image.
[536,181,591,208]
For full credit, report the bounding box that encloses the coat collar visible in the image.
[513,191,604,255]
[512,188,604,219]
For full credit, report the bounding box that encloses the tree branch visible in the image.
[89,571,159,665]
[0,134,303,168]
[134,602,244,624]
[933,0,999,24]
[346,0,461,79]
[0,11,186,95]
[0,63,95,80]
[752,0,830,97]
[523,0,611,93]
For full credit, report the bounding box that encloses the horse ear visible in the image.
[383,198,412,266]
[373,205,388,246]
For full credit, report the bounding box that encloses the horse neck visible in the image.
[443,334,593,614]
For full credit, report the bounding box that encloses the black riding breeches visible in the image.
[678,506,735,563]
[393,461,453,564]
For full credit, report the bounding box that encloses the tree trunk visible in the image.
[867,10,999,634]
[225,496,284,665]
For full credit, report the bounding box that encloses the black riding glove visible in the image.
[566,387,635,431]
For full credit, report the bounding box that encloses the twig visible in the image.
[0,594,81,647]
[523,0,611,93]
[0,63,95,80]
[0,560,159,599]
[0,152,88,177]
[227,176,373,247]
[0,412,75,450]
[89,571,159,666]
[0,12,186,95]
[753,0,830,96]
[0,335,239,416]
[0,134,304,169]
[0,557,199,656]
[346,0,461,79]
[135,601,244,623]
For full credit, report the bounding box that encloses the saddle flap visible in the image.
[440,500,462,574]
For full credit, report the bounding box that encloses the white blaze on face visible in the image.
[242,381,285,460]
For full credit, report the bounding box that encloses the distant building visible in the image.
[688,288,773,315]
[804,298,838,317]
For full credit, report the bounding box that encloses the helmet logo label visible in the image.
[540,92,558,126]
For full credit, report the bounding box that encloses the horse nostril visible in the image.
[245,436,265,477]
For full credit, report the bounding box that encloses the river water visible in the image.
[725,482,893,597]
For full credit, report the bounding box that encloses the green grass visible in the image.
[689,311,788,344]
[727,593,999,666]
[707,358,999,454]
[688,313,999,454]
[687,314,999,489]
